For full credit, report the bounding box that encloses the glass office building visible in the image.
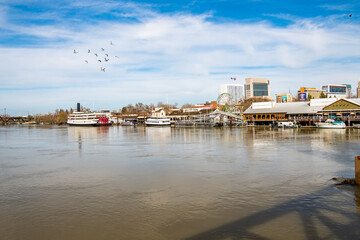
[244,78,270,99]
[321,84,347,98]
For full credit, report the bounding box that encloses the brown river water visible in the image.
[1,125,360,240]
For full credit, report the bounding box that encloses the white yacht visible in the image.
[316,119,346,129]
[67,112,110,126]
[277,121,295,128]
[145,118,171,126]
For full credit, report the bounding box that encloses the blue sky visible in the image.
[0,0,359,115]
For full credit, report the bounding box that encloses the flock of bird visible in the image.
[73,41,119,72]
[73,14,356,71]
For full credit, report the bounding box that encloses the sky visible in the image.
[0,0,359,116]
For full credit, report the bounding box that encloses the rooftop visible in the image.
[244,98,339,115]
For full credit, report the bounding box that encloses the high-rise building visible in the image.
[219,84,244,104]
[244,78,270,99]
[357,81,360,98]
[321,84,347,98]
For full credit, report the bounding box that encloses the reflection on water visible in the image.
[0,125,360,240]
[68,126,110,152]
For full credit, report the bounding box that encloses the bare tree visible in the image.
[181,103,194,109]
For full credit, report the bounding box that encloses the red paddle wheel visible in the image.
[98,117,109,126]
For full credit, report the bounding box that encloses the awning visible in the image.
[336,113,341,116]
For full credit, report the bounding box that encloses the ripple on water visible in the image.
[0,126,360,240]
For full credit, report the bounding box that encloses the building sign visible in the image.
[298,92,307,101]
[281,95,288,103]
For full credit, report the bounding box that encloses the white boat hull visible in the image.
[67,112,110,126]
[145,122,171,126]
[68,121,101,126]
[316,123,346,129]
[145,118,171,126]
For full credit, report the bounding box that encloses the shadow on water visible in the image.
[186,186,360,240]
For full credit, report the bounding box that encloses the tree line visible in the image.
[120,102,184,114]
[30,102,194,125]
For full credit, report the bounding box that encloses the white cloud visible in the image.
[0,8,360,115]
[320,4,354,11]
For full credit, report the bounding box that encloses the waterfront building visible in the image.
[167,108,213,122]
[244,78,270,99]
[321,98,360,114]
[243,98,338,123]
[182,101,217,113]
[236,97,273,113]
[219,84,244,104]
[297,87,326,101]
[275,93,295,103]
[321,84,347,98]
[150,108,168,118]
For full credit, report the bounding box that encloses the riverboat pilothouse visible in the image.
[67,112,110,126]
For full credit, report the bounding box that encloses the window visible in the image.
[253,83,268,97]
[329,86,346,93]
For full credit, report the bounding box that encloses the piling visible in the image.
[356,156,360,185]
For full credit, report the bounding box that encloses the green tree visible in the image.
[57,111,68,125]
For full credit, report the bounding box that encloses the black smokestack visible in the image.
[77,103,80,112]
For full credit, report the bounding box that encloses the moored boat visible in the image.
[145,118,171,126]
[67,112,110,126]
[316,119,346,129]
[277,121,296,128]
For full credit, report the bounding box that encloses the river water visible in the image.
[1,125,360,240]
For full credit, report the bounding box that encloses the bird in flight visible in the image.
[115,56,119,58]
[85,60,88,63]
[98,59,102,62]
[101,48,105,51]
[105,53,109,57]
[105,58,109,62]
[101,67,105,72]
[110,41,114,45]
[73,49,78,54]
[94,53,98,57]
[349,14,352,17]
[88,49,91,53]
